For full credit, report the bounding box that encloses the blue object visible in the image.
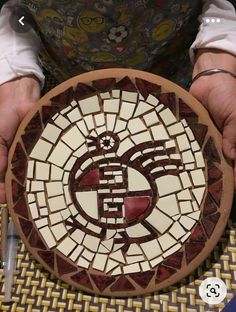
[222,296,236,312]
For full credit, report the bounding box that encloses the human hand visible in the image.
[190,49,236,187]
[0,76,40,203]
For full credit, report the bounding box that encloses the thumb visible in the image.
[222,120,236,160]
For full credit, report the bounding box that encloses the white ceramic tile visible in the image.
[169,222,186,239]
[105,229,116,239]
[48,141,72,167]
[140,239,162,260]
[63,172,69,184]
[80,158,93,171]
[159,108,176,126]
[52,113,59,120]
[127,243,143,255]
[39,226,57,248]
[113,243,125,251]
[73,143,88,158]
[64,156,77,171]
[142,159,153,167]
[50,165,63,181]
[180,232,191,243]
[185,127,195,141]
[42,123,62,144]
[60,106,72,114]
[76,120,89,136]
[191,141,200,152]
[111,267,122,276]
[192,201,199,211]
[70,228,85,244]
[60,207,71,220]
[146,208,173,234]
[176,134,190,152]
[192,187,205,205]
[35,218,48,229]
[104,98,120,113]
[150,256,164,268]
[83,234,100,252]
[82,249,95,261]
[179,172,192,188]
[182,150,195,164]
[106,114,116,131]
[86,222,102,234]
[181,119,188,127]
[132,131,152,145]
[79,95,100,115]
[134,101,153,117]
[62,126,84,150]
[163,243,182,258]
[158,233,177,251]
[167,122,185,136]
[151,124,169,141]
[146,94,159,106]
[154,155,169,162]
[190,169,205,186]
[35,162,50,181]
[179,215,196,230]
[126,255,145,264]
[67,107,81,123]
[155,104,164,113]
[143,111,159,127]
[31,181,44,192]
[195,151,205,168]
[69,245,84,262]
[117,130,129,141]
[126,223,150,237]
[27,193,35,204]
[98,244,109,253]
[101,239,114,252]
[170,153,181,160]
[94,113,105,127]
[165,140,176,149]
[29,202,39,219]
[100,92,111,99]
[68,204,78,216]
[110,249,125,263]
[177,189,192,200]
[30,139,53,161]
[180,201,193,214]
[188,211,201,220]
[48,195,67,212]
[54,115,70,129]
[172,214,181,221]
[114,119,127,133]
[140,261,151,272]
[92,253,108,271]
[117,137,135,157]
[112,90,120,98]
[122,91,138,103]
[105,259,119,273]
[36,192,46,207]
[83,115,95,130]
[49,211,63,225]
[157,194,179,216]
[127,118,146,134]
[46,182,63,197]
[51,223,67,240]
[76,191,98,219]
[70,100,78,107]
[119,101,136,120]
[26,180,30,192]
[151,167,164,174]
[156,175,182,197]
[77,257,90,269]
[27,160,34,179]
[123,263,140,274]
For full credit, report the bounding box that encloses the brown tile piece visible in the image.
[22,131,42,155]
[92,78,116,92]
[12,142,27,164]
[115,76,137,92]
[207,162,223,185]
[124,196,150,222]
[208,179,223,206]
[51,87,74,107]
[162,252,183,270]
[71,270,93,290]
[38,250,55,270]
[189,223,207,242]
[12,162,27,185]
[135,78,161,99]
[129,271,155,289]
[42,106,59,126]
[156,265,176,283]
[13,196,29,219]
[185,242,205,264]
[158,93,176,115]
[28,228,47,250]
[12,180,25,203]
[110,275,135,292]
[203,194,218,216]
[75,83,96,100]
[25,112,42,132]
[79,168,100,186]
[19,217,33,238]
[189,124,208,146]
[56,255,77,275]
[179,99,198,123]
[203,137,221,163]
[201,213,220,238]
[90,274,116,292]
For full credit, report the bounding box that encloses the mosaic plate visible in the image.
[6,69,234,297]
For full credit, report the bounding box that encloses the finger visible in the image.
[0,137,8,203]
[222,122,236,160]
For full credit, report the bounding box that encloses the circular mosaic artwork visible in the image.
[6,69,234,296]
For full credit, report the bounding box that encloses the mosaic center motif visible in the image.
[7,73,230,297]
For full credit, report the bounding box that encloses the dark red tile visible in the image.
[115,76,137,92]
[28,228,46,250]
[22,131,41,155]
[207,162,222,185]
[124,196,150,222]
[203,137,221,163]
[189,124,208,146]
[12,142,27,164]
[156,265,176,283]
[201,212,220,238]
[92,78,116,92]
[208,179,223,206]
[13,196,29,219]
[56,255,77,275]
[185,242,205,264]
[203,194,218,216]
[90,274,116,292]
[12,180,25,203]
[135,78,161,99]
[110,276,135,292]
[130,271,154,289]
[25,112,42,132]
[79,169,99,186]
[42,106,58,126]
[158,92,176,115]
[38,250,55,270]
[162,252,183,269]
[75,83,96,100]
[179,98,198,122]
[12,162,27,185]
[71,270,93,290]
[19,217,33,238]
[189,223,207,242]
[51,87,74,107]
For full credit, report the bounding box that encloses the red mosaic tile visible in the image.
[19,217,33,238]
[56,255,77,275]
[203,137,221,163]
[38,250,55,270]
[159,92,176,115]
[12,142,27,164]
[208,179,223,206]
[185,242,205,264]
[203,194,218,216]
[179,99,198,122]
[79,168,100,186]
[130,271,155,289]
[189,223,207,242]
[162,252,183,269]
[135,77,161,99]
[28,228,47,250]
[202,213,220,238]
[208,162,222,185]
[92,78,116,92]
[71,270,93,290]
[12,180,25,203]
[115,76,137,92]
[124,196,150,222]
[75,83,96,100]
[42,106,59,126]
[13,196,29,219]
[156,265,176,283]
[90,274,116,292]
[189,124,208,146]
[110,275,135,292]
[25,112,42,132]
[12,162,27,185]
[51,87,74,107]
